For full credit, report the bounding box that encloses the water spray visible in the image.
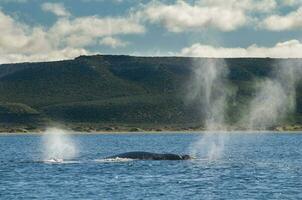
[42,127,77,162]
[188,58,231,160]
[242,60,302,130]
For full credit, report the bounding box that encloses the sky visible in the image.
[1,0,302,63]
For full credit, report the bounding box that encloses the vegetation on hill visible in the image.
[0,55,301,132]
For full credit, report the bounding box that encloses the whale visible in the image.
[105,151,192,160]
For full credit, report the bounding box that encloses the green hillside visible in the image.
[0,55,301,132]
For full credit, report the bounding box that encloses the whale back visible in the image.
[106,151,191,160]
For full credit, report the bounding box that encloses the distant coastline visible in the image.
[0,124,302,134]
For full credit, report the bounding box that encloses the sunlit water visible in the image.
[1,132,302,199]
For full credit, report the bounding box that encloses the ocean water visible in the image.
[1,132,302,199]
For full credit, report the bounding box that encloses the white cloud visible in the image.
[48,16,144,49]
[81,0,125,3]
[282,0,296,6]
[99,37,129,48]
[0,10,55,55]
[261,7,302,31]
[140,0,278,32]
[41,2,71,17]
[200,0,277,13]
[1,48,90,64]
[280,0,302,6]
[0,9,89,63]
[180,40,302,58]
[51,17,145,39]
[0,7,144,64]
[142,1,247,32]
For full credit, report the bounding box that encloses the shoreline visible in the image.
[0,128,302,135]
[0,123,302,135]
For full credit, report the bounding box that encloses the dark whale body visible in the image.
[106,151,192,160]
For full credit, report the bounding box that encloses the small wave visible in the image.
[94,157,135,163]
[42,158,81,164]
[44,158,64,163]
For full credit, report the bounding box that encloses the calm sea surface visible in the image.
[1,132,302,199]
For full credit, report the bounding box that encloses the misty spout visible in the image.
[242,60,302,130]
[188,58,232,160]
[188,58,231,130]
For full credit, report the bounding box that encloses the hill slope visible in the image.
[0,55,301,132]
